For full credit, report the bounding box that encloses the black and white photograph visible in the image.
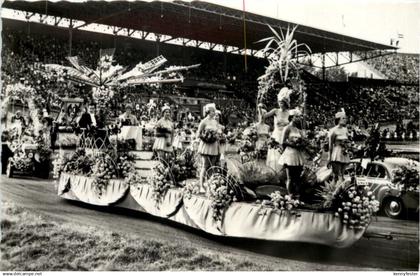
[0,0,419,273]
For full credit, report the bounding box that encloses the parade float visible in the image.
[3,83,53,178]
[52,25,381,248]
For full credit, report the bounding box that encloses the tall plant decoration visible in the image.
[257,25,312,102]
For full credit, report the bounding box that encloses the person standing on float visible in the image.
[153,105,174,161]
[278,108,306,196]
[328,110,350,184]
[259,81,292,172]
[195,103,220,193]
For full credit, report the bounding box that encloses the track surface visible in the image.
[1,176,418,271]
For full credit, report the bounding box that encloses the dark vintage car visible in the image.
[344,157,419,219]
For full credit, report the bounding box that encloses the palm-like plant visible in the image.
[257,25,312,100]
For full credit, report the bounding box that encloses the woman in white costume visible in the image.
[258,84,292,171]
[196,103,220,193]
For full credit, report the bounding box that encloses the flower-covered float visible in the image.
[55,26,380,248]
[56,143,379,248]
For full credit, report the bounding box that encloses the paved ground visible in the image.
[0,175,418,271]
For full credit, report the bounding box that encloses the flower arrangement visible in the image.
[207,173,238,222]
[238,128,259,161]
[392,164,420,192]
[258,192,302,215]
[256,25,311,101]
[11,153,33,171]
[116,153,136,178]
[182,180,201,200]
[124,170,148,186]
[150,162,176,203]
[61,149,95,176]
[331,183,379,230]
[90,152,119,196]
[92,152,118,179]
[199,129,218,144]
[171,148,197,183]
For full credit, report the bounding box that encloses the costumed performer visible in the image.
[196,103,220,193]
[153,104,174,161]
[259,82,292,171]
[278,108,306,197]
[328,109,350,184]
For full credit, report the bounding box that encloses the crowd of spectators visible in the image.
[362,51,419,84]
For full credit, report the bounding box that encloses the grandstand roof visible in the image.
[2,0,397,53]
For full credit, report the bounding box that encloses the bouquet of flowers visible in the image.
[267,138,282,151]
[287,136,306,149]
[150,162,176,203]
[332,184,379,230]
[258,192,302,215]
[199,129,218,144]
[340,140,353,156]
[155,125,171,138]
[392,164,420,192]
[207,173,238,222]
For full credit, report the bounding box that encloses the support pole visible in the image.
[322,53,326,81]
[69,19,73,56]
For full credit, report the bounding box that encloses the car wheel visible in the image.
[6,162,14,178]
[383,197,404,219]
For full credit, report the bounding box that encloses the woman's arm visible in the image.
[261,108,277,119]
